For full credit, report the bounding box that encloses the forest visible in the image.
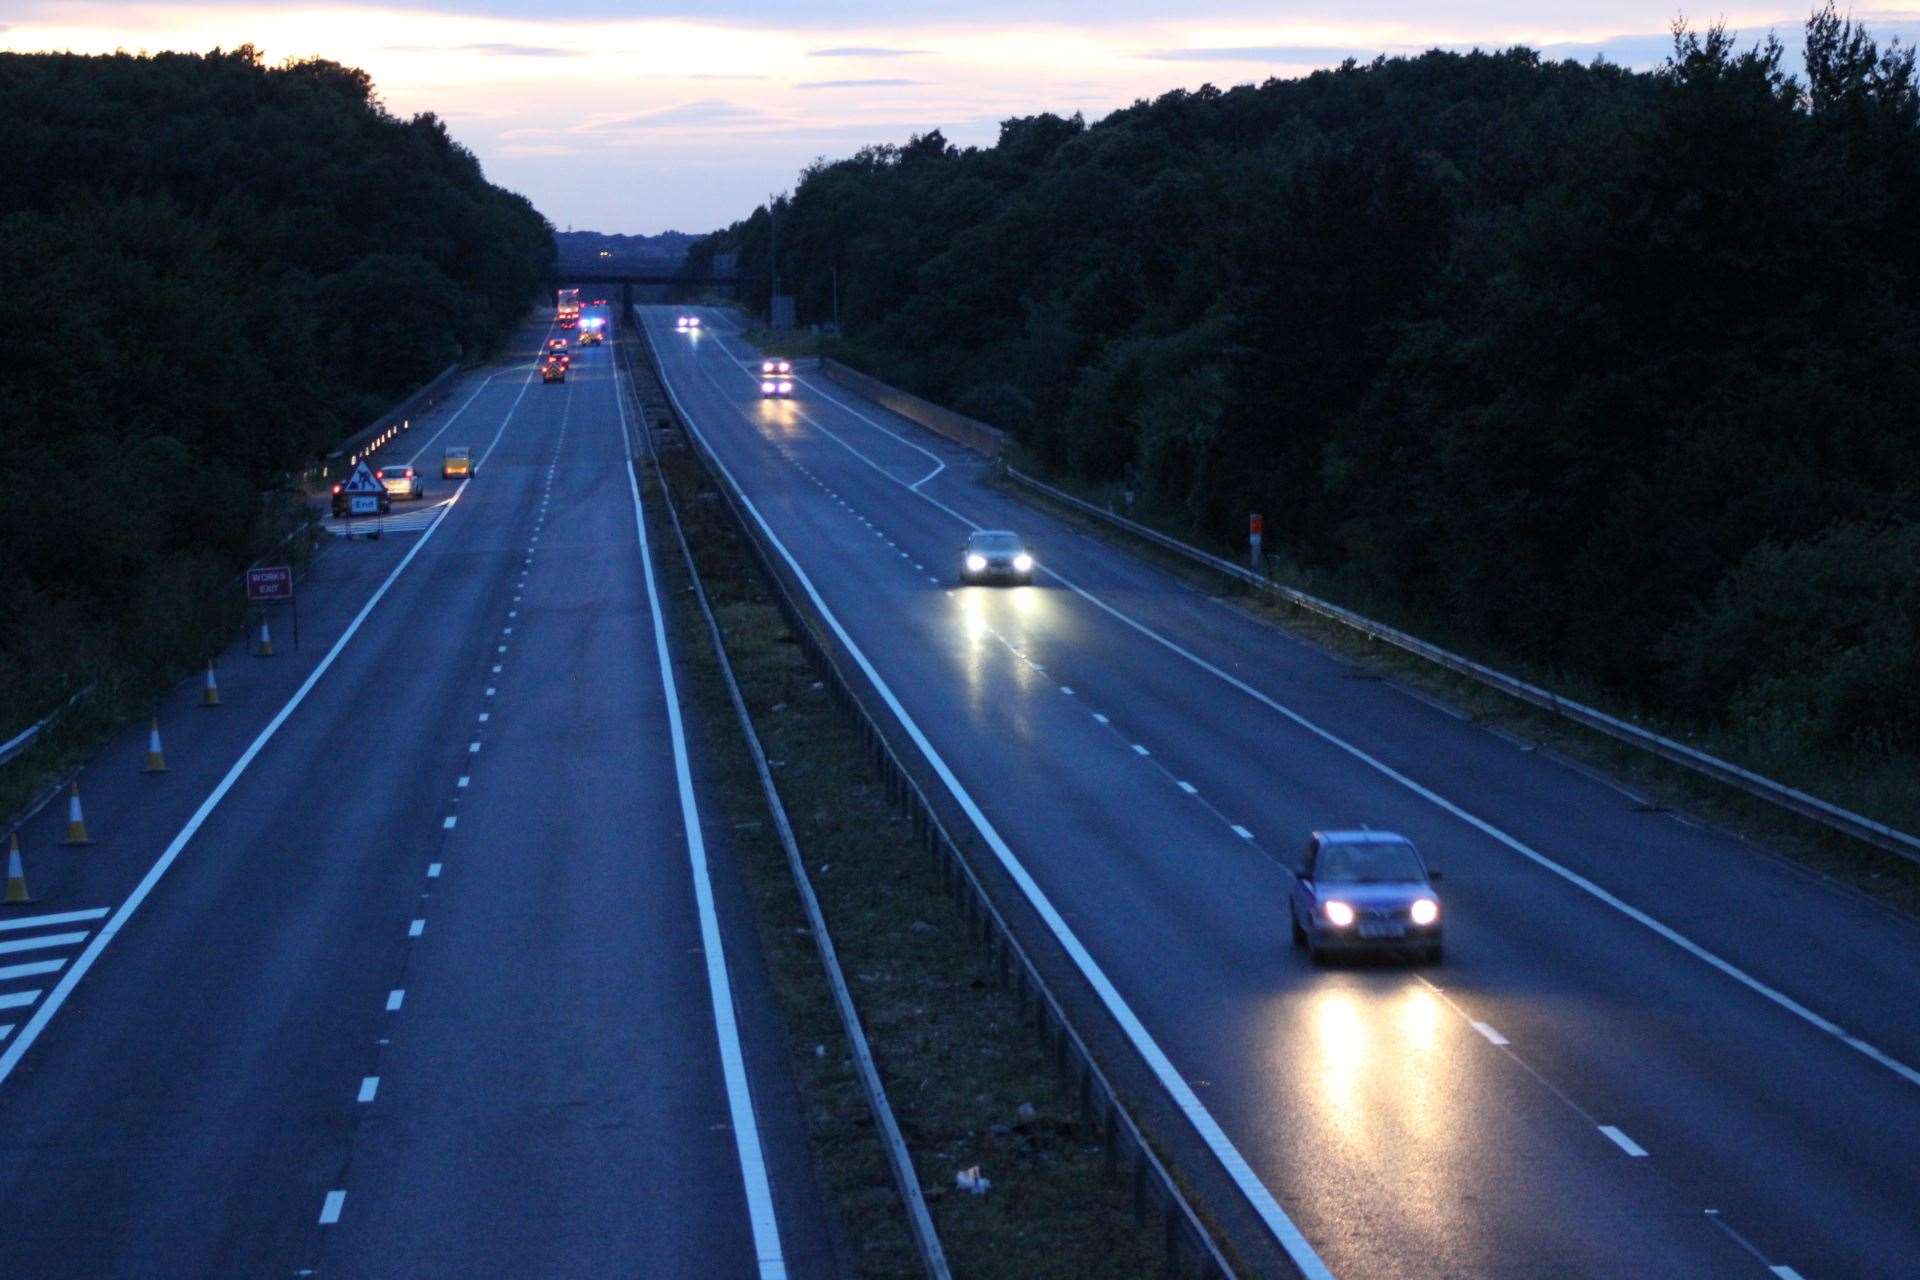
[0,47,554,741]
[685,8,1920,787]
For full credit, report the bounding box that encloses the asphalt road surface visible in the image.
[0,312,831,1279]
[645,305,1920,1280]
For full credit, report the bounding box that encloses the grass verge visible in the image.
[639,433,1168,1278]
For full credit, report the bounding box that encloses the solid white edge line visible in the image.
[623,347,787,1278]
[1471,1020,1510,1046]
[0,409,506,1086]
[642,310,1331,1280]
[1598,1125,1648,1157]
[1770,1267,1807,1279]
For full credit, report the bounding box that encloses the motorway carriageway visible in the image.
[648,305,1920,1280]
[0,314,831,1278]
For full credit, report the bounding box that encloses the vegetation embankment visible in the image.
[685,7,1920,834]
[0,46,555,805]
[634,367,1166,1277]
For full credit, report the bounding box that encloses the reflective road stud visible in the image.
[3,834,32,905]
[142,718,168,774]
[202,661,221,707]
[61,783,94,846]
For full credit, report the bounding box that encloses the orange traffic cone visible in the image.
[61,781,94,846]
[255,616,274,657]
[4,833,32,905]
[202,660,221,707]
[142,718,168,773]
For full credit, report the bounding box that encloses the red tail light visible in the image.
[332,484,341,494]
[405,469,414,478]
[375,469,385,479]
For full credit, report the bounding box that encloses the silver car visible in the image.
[1289,830,1443,963]
[376,464,424,500]
[961,530,1034,585]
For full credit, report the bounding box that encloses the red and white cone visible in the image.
[202,660,221,707]
[255,616,274,657]
[142,718,168,773]
[62,781,94,846]
[4,833,33,905]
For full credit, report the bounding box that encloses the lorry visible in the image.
[556,287,581,329]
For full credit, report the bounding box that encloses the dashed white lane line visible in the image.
[1230,825,1254,841]
[485,688,496,697]
[0,908,108,933]
[0,959,66,982]
[357,1077,379,1103]
[1092,713,1110,724]
[468,742,481,753]
[478,713,490,723]
[427,863,442,878]
[319,1190,346,1225]
[386,989,405,1011]
[0,931,87,956]
[492,664,503,674]
[1176,781,1197,795]
[1598,1125,1647,1157]
[442,817,457,830]
[408,919,425,938]
[1471,1020,1510,1046]
[1131,744,1151,756]
[496,644,507,654]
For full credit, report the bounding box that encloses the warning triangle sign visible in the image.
[342,461,385,494]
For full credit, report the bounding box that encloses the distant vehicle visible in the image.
[442,446,473,480]
[759,358,793,397]
[556,286,581,327]
[578,318,605,346]
[675,314,701,331]
[542,360,566,383]
[547,338,568,352]
[592,297,608,306]
[376,465,424,500]
[331,483,390,517]
[1289,831,1443,964]
[961,530,1034,585]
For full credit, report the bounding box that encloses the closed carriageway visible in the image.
[646,304,1920,1280]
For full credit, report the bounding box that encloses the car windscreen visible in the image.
[445,449,468,458]
[1316,841,1424,883]
[972,533,1022,552]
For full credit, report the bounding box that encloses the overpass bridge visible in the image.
[552,272,738,310]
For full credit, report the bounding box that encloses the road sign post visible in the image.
[340,460,387,541]
[246,565,299,651]
[1249,513,1264,574]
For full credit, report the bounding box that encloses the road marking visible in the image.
[1771,1268,1807,1279]
[457,776,470,788]
[468,742,481,753]
[1060,686,1074,695]
[0,959,65,982]
[442,817,457,829]
[1092,713,1109,724]
[1231,825,1254,840]
[0,1025,12,1041]
[1177,781,1197,795]
[647,315,1326,1280]
[357,1077,379,1103]
[1132,744,1151,756]
[319,1191,346,1225]
[478,713,490,723]
[1472,1020,1510,1046]
[0,990,43,1009]
[0,931,87,956]
[409,919,425,937]
[492,664,503,673]
[386,989,405,1011]
[485,688,495,697]
[622,404,786,1278]
[1598,1125,1647,1157]
[0,908,108,934]
[427,863,442,878]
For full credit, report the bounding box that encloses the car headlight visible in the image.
[690,317,700,327]
[761,361,774,373]
[1323,900,1355,928]
[1410,898,1439,926]
[1012,553,1033,572]
[761,381,776,394]
[777,361,791,373]
[778,381,793,394]
[966,554,987,572]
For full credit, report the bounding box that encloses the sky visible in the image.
[6,2,1919,234]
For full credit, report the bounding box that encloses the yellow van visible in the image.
[442,446,474,479]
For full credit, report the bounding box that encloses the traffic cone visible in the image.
[255,616,274,657]
[4,833,32,905]
[142,718,168,773]
[202,660,221,707]
[61,782,94,846]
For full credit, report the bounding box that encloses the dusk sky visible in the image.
[9,2,1919,234]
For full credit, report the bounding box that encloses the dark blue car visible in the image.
[1289,830,1443,964]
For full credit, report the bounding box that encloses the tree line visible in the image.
[685,8,1920,774]
[0,47,554,737]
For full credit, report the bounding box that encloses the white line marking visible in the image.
[427,863,442,878]
[386,989,405,1011]
[0,959,65,982]
[485,687,496,697]
[442,817,457,830]
[468,742,480,754]
[1598,1125,1647,1157]
[0,908,108,934]
[1472,1020,1509,1045]
[1230,825,1254,840]
[478,713,490,723]
[319,1191,346,1225]
[357,1077,379,1103]
[622,382,786,1278]
[647,313,1325,1279]
[0,1025,12,1041]
[409,919,425,937]
[1060,686,1074,696]
[0,991,39,1011]
[1771,1268,1807,1279]
[0,931,87,956]
[1132,743,1150,756]
[1092,713,1110,724]
[0,387,513,1088]
[457,776,470,788]
[1177,781,1197,795]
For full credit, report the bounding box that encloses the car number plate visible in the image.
[1357,921,1406,940]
